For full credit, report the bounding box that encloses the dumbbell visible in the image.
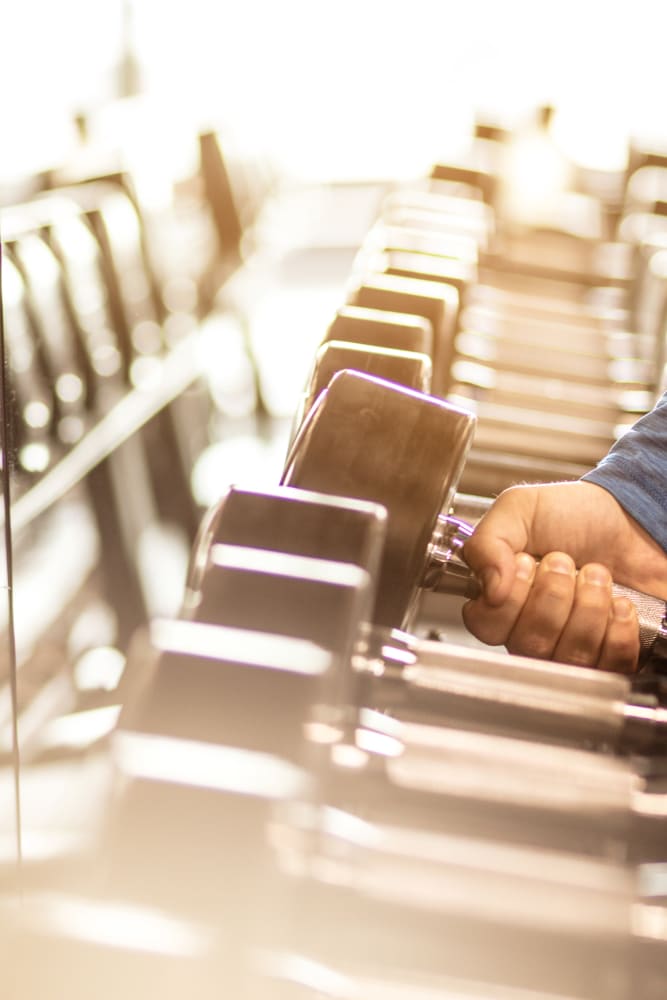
[181,484,667,864]
[345,170,646,362]
[289,339,432,452]
[454,243,663,385]
[448,358,654,425]
[352,206,646,438]
[104,599,373,958]
[269,791,667,1000]
[289,324,638,505]
[306,215,657,492]
[371,175,649,369]
[448,347,652,433]
[328,274,640,446]
[114,543,667,991]
[453,322,648,388]
[115,520,667,990]
[187,478,667,777]
[344,272,460,397]
[478,235,633,298]
[375,185,626,313]
[317,304,439,400]
[282,370,667,667]
[379,187,495,250]
[351,244,476,311]
[366,203,636,351]
[132,572,667,1000]
[186,483,624,696]
[429,145,500,207]
[339,256,657,492]
[362,221,479,268]
[373,203,629,308]
[284,368,474,627]
[447,348,663,493]
[323,303,434,355]
[181,458,667,760]
[106,618,667,1000]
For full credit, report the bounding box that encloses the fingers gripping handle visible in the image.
[425,515,667,669]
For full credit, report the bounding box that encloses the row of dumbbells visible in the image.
[291,139,667,500]
[108,120,667,999]
[37,126,667,997]
[5,470,667,999]
[28,135,665,1000]
[4,118,667,997]
[80,468,666,1000]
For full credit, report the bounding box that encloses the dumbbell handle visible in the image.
[424,514,667,670]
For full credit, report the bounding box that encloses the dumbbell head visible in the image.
[429,150,499,206]
[363,221,479,266]
[290,339,433,449]
[186,483,387,605]
[282,370,475,628]
[358,247,476,301]
[107,619,327,948]
[323,304,433,355]
[379,188,494,249]
[346,272,459,396]
[119,618,334,769]
[184,485,387,695]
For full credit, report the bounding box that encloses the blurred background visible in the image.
[3,0,667,185]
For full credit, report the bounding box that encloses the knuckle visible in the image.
[507,633,555,660]
[538,581,574,605]
[560,647,599,668]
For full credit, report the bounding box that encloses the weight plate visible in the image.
[291,339,432,446]
[324,304,433,356]
[282,370,475,628]
[185,485,387,611]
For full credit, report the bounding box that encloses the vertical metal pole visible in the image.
[0,234,22,882]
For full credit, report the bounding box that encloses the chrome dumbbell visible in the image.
[185,479,667,770]
[283,369,667,662]
[105,611,667,1000]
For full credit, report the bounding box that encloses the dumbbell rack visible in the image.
[1,112,667,998]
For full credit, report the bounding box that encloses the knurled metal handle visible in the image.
[610,584,667,664]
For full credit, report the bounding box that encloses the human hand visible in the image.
[462,481,667,672]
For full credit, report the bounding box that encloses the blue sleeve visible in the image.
[580,391,667,554]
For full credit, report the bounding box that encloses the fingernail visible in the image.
[543,553,574,575]
[613,597,634,621]
[515,553,535,581]
[582,564,611,587]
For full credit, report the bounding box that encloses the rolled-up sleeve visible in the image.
[581,392,667,554]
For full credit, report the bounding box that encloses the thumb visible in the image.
[463,530,518,606]
[462,489,534,605]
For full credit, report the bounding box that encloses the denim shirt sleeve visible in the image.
[580,391,667,554]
